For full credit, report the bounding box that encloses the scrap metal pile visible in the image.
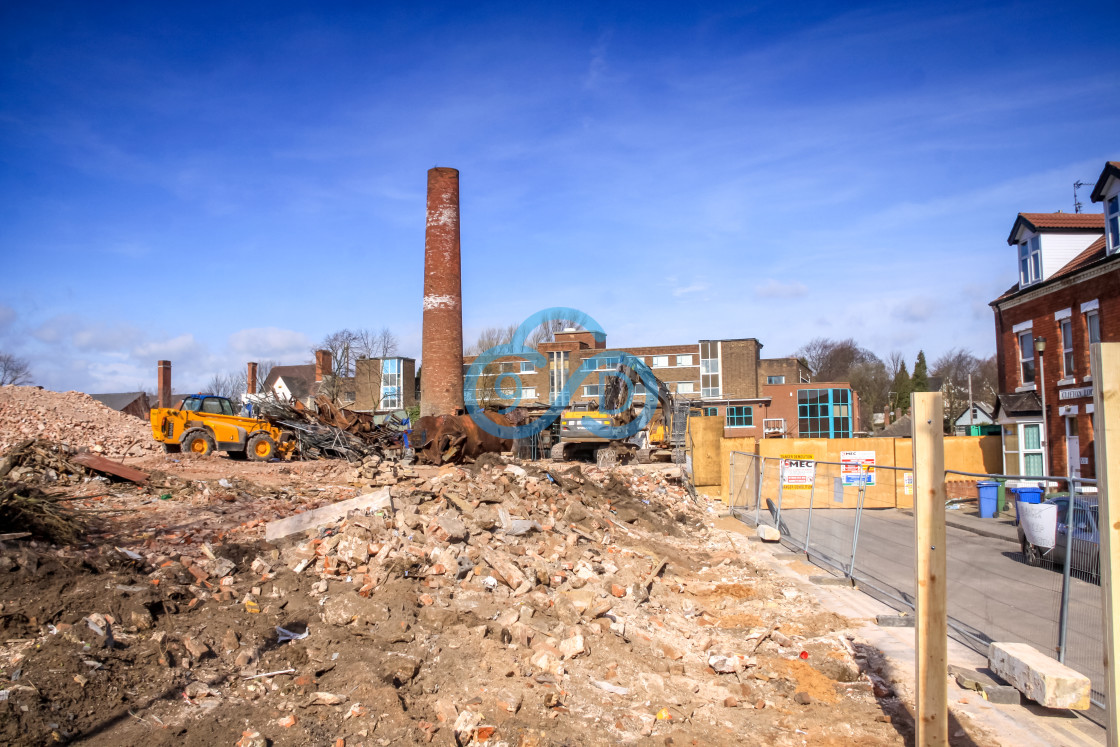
[253,395,407,462]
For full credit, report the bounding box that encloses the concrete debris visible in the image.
[0,435,915,745]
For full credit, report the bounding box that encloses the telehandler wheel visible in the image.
[162,443,181,454]
[181,429,216,456]
[247,433,278,461]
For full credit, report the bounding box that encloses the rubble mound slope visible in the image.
[0,385,158,457]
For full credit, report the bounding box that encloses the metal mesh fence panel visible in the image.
[728,453,1107,716]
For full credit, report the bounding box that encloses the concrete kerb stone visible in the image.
[949,664,1022,706]
[809,575,855,588]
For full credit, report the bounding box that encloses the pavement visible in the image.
[717,516,1106,746]
[899,504,1021,545]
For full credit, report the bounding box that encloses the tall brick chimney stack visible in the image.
[315,350,332,383]
[247,362,258,394]
[157,360,171,409]
[420,167,464,417]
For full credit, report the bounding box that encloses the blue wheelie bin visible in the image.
[976,481,999,518]
[1010,486,1043,525]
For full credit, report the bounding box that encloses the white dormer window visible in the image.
[1107,195,1119,254]
[1019,236,1041,286]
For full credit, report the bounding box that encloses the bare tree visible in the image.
[204,372,240,399]
[467,325,518,355]
[373,327,399,357]
[793,338,889,431]
[318,328,400,377]
[0,353,32,386]
[932,349,997,432]
[316,329,362,378]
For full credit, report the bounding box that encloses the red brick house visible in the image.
[990,161,1120,481]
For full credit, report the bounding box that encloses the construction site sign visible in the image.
[780,454,815,490]
[840,450,876,487]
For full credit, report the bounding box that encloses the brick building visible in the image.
[351,356,417,413]
[461,328,857,438]
[989,161,1119,480]
[254,350,417,413]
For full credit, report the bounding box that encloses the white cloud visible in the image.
[32,315,81,344]
[73,322,143,351]
[895,296,937,323]
[671,282,709,297]
[132,333,204,360]
[754,279,808,298]
[227,327,311,361]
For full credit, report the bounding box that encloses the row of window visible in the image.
[1017,305,1101,386]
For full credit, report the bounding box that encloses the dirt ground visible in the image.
[0,448,995,746]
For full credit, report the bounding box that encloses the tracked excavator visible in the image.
[549,361,690,466]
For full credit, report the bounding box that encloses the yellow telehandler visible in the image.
[150,395,295,461]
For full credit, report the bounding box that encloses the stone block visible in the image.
[988,641,1090,710]
[756,525,781,542]
[982,684,1021,705]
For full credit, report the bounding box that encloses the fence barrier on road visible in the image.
[729,450,1106,715]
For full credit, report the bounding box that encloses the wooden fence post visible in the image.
[1091,342,1120,745]
[913,392,948,745]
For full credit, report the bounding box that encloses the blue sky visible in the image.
[1,1,1117,393]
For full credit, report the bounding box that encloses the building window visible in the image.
[344,391,355,401]
[703,407,717,417]
[676,355,693,366]
[1108,195,1119,254]
[596,356,619,371]
[651,355,670,368]
[582,385,600,398]
[1018,330,1035,385]
[1022,423,1044,476]
[767,375,785,384]
[676,382,695,394]
[1088,310,1101,345]
[520,361,535,373]
[726,406,753,427]
[700,341,721,398]
[380,359,402,409]
[548,351,569,405]
[522,387,537,399]
[1060,318,1074,377]
[1019,236,1041,286]
[797,388,852,438]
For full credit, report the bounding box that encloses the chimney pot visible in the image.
[247,362,258,395]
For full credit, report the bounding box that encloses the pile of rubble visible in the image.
[0,456,906,745]
[0,385,159,457]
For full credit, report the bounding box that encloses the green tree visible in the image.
[890,360,911,414]
[912,350,929,393]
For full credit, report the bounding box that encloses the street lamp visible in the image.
[1035,337,1048,476]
